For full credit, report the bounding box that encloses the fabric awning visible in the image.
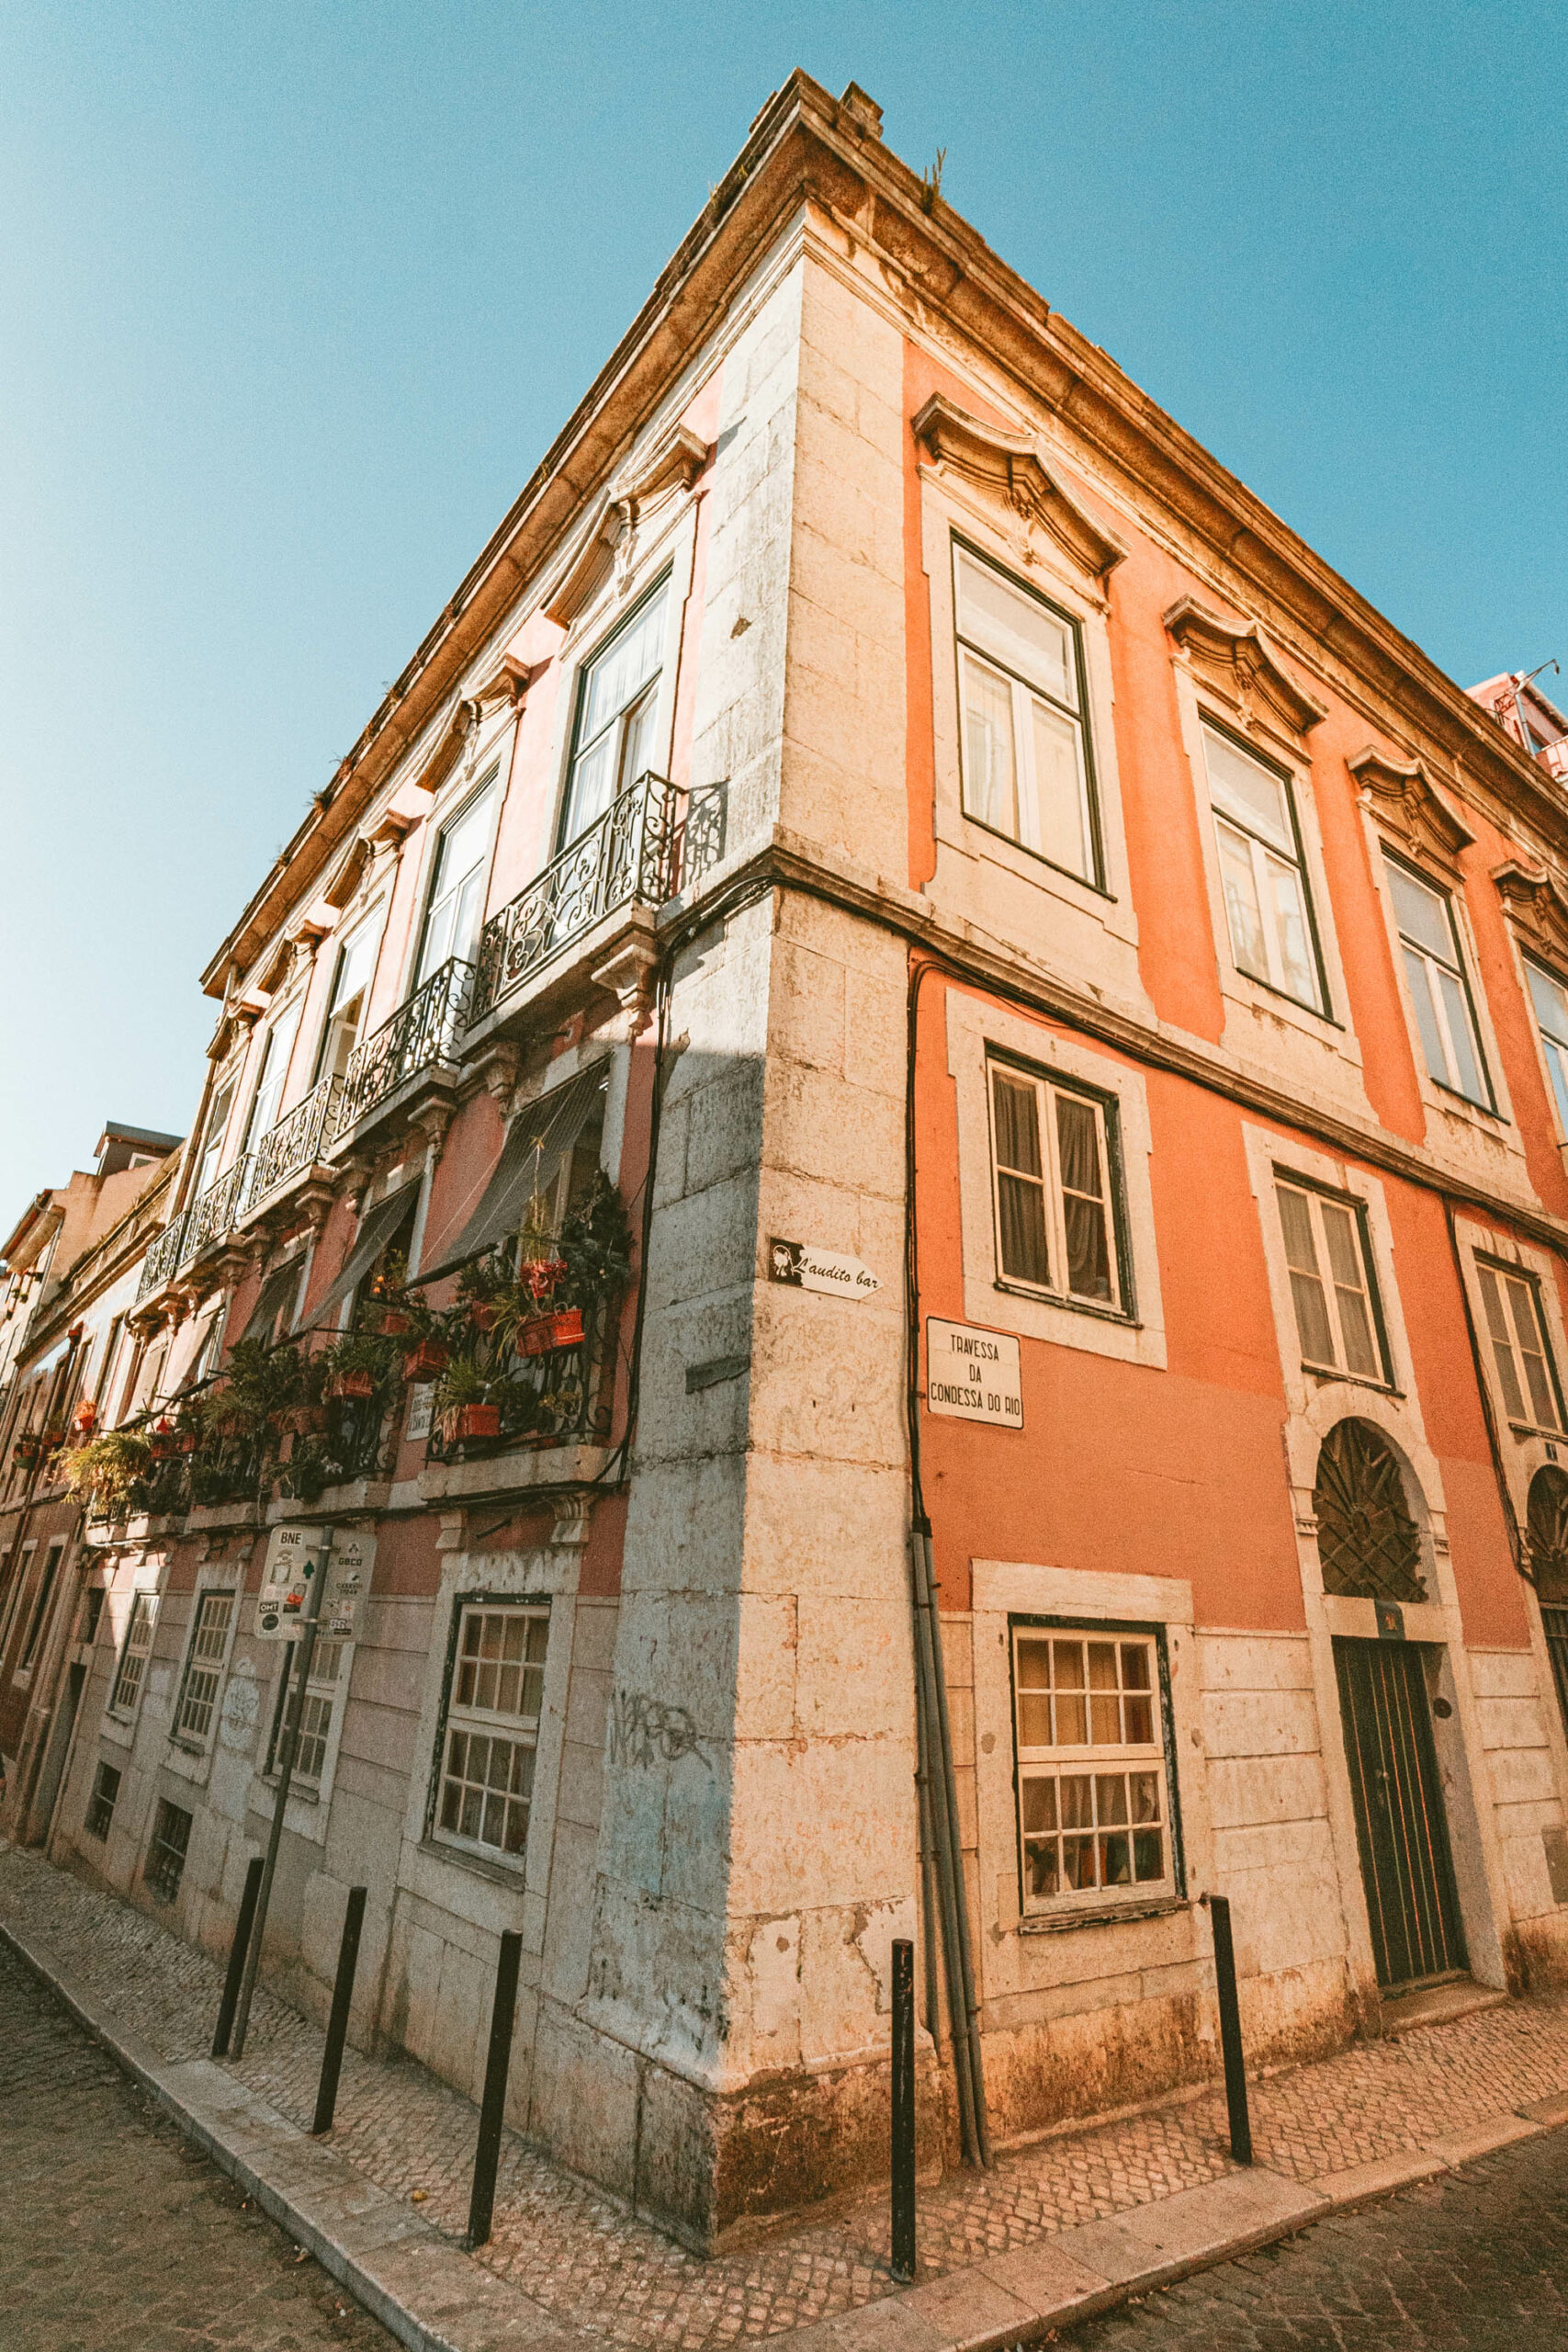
[239,1259,305,1346]
[421,1064,606,1281]
[311,1184,421,1322]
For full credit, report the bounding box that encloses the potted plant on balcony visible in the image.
[13,1430,41,1467]
[73,1396,98,1436]
[280,1347,331,1436]
[401,1330,450,1383]
[434,1354,500,1442]
[367,1248,415,1336]
[60,1427,155,1516]
[149,1416,178,1460]
[325,1330,395,1401]
[457,1250,509,1333]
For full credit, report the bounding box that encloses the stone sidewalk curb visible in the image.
[5,1895,1564,2352]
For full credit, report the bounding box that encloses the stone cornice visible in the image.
[1350,747,1474,871]
[912,393,1125,584]
[199,69,1565,1001]
[1494,861,1568,973]
[1165,598,1325,744]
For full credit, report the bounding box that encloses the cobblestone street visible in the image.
[0,1939,396,2352]
[1064,2126,1568,2348]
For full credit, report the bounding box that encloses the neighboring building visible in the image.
[11,71,1568,2251]
[0,1123,181,1839]
[1470,669,1568,786]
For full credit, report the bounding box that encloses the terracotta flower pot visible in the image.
[333,1369,376,1400]
[285,1404,329,1435]
[73,1402,98,1433]
[402,1340,448,1381]
[177,1430,199,1453]
[520,1318,552,1358]
[454,1402,501,1441]
[378,1308,412,1336]
[547,1307,585,1348]
[151,1438,175,1461]
[468,1302,500,1333]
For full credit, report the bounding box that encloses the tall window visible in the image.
[242,1000,301,1154]
[988,1062,1122,1309]
[109,1593,158,1717]
[145,1799,192,1903]
[416,770,499,986]
[1203,724,1324,1012]
[434,1602,548,1863]
[559,582,668,850]
[1384,855,1492,1107]
[1525,958,1568,1135]
[194,1077,237,1200]
[0,1543,34,1661]
[85,1760,120,1841]
[1012,1625,1173,1914]
[1275,1179,1387,1383]
[15,1540,64,1679]
[954,545,1099,884]
[316,911,379,1083]
[1476,1261,1562,1431]
[173,1590,234,1745]
[266,1635,346,1786]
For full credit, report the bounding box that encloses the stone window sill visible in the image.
[1017,1894,1188,1935]
[419,1835,526,1893]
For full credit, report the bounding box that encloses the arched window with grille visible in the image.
[1314,1419,1427,1604]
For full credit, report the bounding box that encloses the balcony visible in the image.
[243,1074,343,1216]
[467,771,703,1031]
[179,1157,253,1269]
[332,956,473,1146]
[135,1214,189,1303]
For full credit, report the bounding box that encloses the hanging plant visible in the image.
[323,1329,397,1400]
[60,1427,155,1511]
[557,1174,632,1309]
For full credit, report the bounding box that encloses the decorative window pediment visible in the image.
[545,424,710,628]
[1493,859,1568,967]
[1349,745,1473,871]
[1165,597,1325,745]
[913,393,1126,586]
[206,1002,260,1066]
[412,698,480,797]
[255,922,326,1000]
[322,838,372,911]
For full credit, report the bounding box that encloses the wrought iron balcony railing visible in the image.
[468,770,683,1029]
[245,1074,343,1211]
[333,956,474,1138]
[136,1214,189,1302]
[179,1157,253,1266]
[424,1296,614,1464]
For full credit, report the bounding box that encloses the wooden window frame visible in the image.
[424,1593,550,1871]
[986,1057,1131,1318]
[1201,718,1330,1016]
[1475,1255,1566,1436]
[171,1588,236,1750]
[1274,1172,1394,1387]
[108,1591,158,1721]
[1384,849,1495,1111]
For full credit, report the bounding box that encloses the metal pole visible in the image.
[1203,1893,1252,2164]
[230,1527,333,2060]
[467,1929,522,2248]
[917,1524,992,2165]
[212,1855,265,2058]
[890,1936,916,2282]
[908,1534,979,2165]
[312,1883,367,2134]
[913,1663,941,2041]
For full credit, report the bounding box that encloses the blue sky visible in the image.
[2,2,1563,1219]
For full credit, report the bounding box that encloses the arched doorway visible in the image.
[1316,1420,1467,1990]
[1528,1466,1568,1741]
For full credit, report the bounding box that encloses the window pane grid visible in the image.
[176,1591,234,1742]
[145,1800,192,1903]
[1013,1632,1169,1909]
[1478,1261,1561,1431]
[85,1762,120,1840]
[436,1604,548,1863]
[111,1594,156,1715]
[1204,729,1321,1011]
[1386,857,1490,1105]
[989,1066,1120,1310]
[1276,1182,1384,1383]
[955,549,1097,883]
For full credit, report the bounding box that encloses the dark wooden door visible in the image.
[1334,1638,1467,1990]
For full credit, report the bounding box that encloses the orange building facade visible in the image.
[6,74,1568,2248]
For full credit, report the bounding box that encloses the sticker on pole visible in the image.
[255,1524,328,1640]
[320,1530,376,1641]
[768,1238,881,1299]
[925,1318,1023,1429]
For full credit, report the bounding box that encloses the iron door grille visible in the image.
[1333,1638,1467,1991]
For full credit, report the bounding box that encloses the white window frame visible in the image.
[953,540,1101,888]
[241,992,303,1157]
[1384,852,1494,1109]
[430,1599,550,1870]
[171,1588,237,1752]
[1523,955,1568,1141]
[1475,1257,1564,1436]
[313,903,384,1086]
[1202,721,1326,1013]
[107,1590,159,1723]
[264,1632,351,1792]
[414,763,503,988]
[1274,1176,1391,1386]
[0,1539,38,1668]
[987,1059,1124,1315]
[558,574,671,855]
[1010,1621,1176,1920]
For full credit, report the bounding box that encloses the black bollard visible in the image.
[890,1936,916,2282]
[467,1930,523,2248]
[1204,1893,1252,2164]
[312,1885,367,2136]
[212,1857,265,2060]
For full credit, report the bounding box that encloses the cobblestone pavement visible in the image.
[1064,2127,1568,2347]
[0,1938,396,2352]
[9,1845,1568,2348]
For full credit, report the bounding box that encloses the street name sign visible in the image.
[925,1318,1023,1429]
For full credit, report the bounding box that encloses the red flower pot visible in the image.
[468,1302,500,1333]
[453,1402,501,1441]
[150,1438,175,1461]
[378,1308,412,1336]
[333,1370,376,1400]
[285,1404,329,1436]
[547,1307,585,1348]
[402,1340,448,1382]
[177,1430,199,1453]
[73,1401,98,1433]
[520,1318,551,1358]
